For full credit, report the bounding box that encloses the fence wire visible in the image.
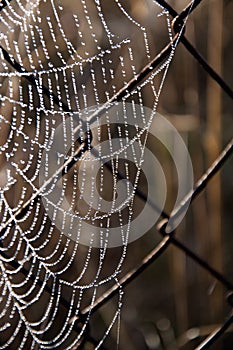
[0,0,232,349]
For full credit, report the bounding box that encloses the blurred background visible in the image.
[0,0,232,349]
[99,0,233,349]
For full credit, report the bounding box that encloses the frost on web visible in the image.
[0,0,184,348]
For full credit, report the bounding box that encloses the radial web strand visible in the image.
[0,0,194,348]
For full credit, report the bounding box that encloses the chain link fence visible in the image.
[0,0,232,349]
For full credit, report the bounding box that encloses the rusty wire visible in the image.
[0,0,233,349]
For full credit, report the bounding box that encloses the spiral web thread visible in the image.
[0,0,232,349]
[0,0,194,348]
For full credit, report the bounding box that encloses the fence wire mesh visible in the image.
[0,0,232,349]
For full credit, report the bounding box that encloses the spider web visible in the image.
[0,0,192,348]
